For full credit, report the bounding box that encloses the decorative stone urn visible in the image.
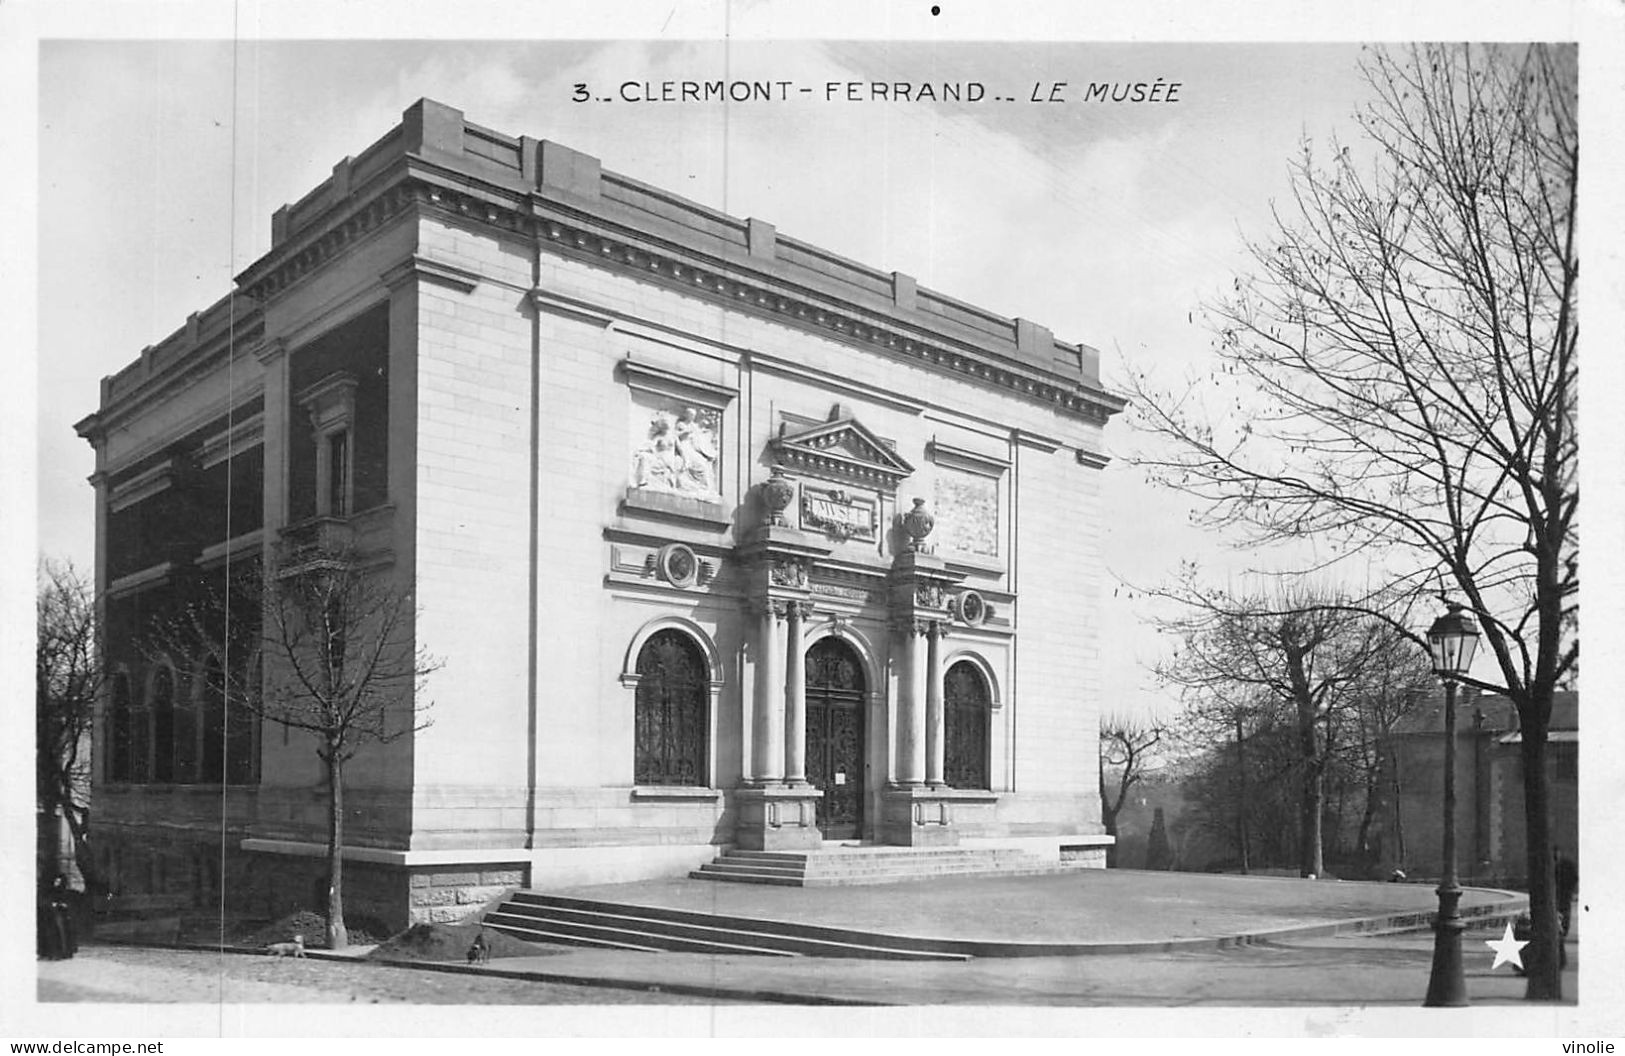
[901,497,935,553]
[761,466,796,526]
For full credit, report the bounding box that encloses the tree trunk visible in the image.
[1519,722,1560,1000]
[1235,717,1250,874]
[1098,758,1118,868]
[1356,763,1379,862]
[1390,748,1407,866]
[1298,706,1324,877]
[325,748,349,951]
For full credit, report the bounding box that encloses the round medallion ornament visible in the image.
[762,467,796,526]
[902,498,935,552]
[657,543,700,588]
[956,589,987,626]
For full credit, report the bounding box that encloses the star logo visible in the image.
[1486,921,1529,970]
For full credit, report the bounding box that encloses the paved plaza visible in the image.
[551,867,1518,949]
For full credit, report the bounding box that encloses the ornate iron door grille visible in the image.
[633,630,708,786]
[805,638,867,839]
[945,661,991,790]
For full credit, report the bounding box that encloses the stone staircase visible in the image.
[689,845,1072,886]
[480,891,971,960]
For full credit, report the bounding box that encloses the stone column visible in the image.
[784,602,809,785]
[752,602,786,784]
[894,620,927,787]
[925,621,946,788]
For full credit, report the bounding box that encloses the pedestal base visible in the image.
[879,788,962,847]
[734,786,826,851]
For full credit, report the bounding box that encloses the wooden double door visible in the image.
[804,637,867,840]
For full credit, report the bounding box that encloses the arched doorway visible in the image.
[805,637,867,840]
[944,660,991,790]
[633,630,710,786]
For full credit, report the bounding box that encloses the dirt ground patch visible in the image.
[369,921,562,963]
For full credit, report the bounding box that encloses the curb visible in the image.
[89,886,1530,1007]
[101,938,890,1006]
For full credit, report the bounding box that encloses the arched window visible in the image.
[150,666,177,784]
[633,630,709,786]
[944,660,991,790]
[171,663,199,784]
[226,654,260,785]
[129,674,151,784]
[198,655,226,784]
[109,672,133,782]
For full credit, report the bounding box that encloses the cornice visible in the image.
[239,182,425,302]
[244,178,1120,423]
[381,253,482,294]
[1075,447,1112,470]
[927,438,1010,477]
[89,342,266,443]
[619,356,739,409]
[236,161,1127,423]
[525,206,1126,425]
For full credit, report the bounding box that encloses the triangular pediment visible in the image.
[770,407,915,491]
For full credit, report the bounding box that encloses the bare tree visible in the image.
[1155,581,1430,878]
[1337,640,1434,866]
[152,544,437,950]
[36,560,103,892]
[1127,43,1575,998]
[1098,712,1170,867]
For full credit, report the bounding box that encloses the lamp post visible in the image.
[1422,601,1481,1008]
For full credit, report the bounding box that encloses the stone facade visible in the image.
[75,99,1123,927]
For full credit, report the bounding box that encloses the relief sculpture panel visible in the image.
[933,467,998,557]
[629,396,721,498]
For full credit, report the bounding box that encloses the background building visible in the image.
[1375,690,1579,886]
[75,99,1123,930]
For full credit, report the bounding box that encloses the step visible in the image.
[698,860,807,876]
[483,910,795,957]
[491,903,963,960]
[695,850,1056,885]
[494,890,968,955]
[494,892,972,960]
[682,864,802,877]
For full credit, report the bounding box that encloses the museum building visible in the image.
[75,99,1124,928]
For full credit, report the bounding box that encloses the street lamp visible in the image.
[1423,601,1481,1008]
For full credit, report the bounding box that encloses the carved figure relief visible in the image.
[631,402,720,496]
[770,556,809,588]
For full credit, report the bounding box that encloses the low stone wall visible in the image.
[1059,844,1108,868]
[407,867,526,925]
[87,820,531,935]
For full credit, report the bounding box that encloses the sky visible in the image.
[28,35,1389,722]
[6,0,1625,1040]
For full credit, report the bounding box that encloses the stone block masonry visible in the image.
[79,98,1124,929]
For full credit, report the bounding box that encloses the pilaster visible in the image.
[881,519,965,845]
[733,482,831,848]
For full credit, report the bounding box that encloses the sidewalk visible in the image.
[349,870,1538,1006]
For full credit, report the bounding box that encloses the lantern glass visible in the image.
[1426,605,1481,678]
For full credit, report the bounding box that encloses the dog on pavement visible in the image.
[467,931,491,965]
[266,934,305,958]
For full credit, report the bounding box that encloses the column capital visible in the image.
[891,616,933,638]
[750,597,793,620]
